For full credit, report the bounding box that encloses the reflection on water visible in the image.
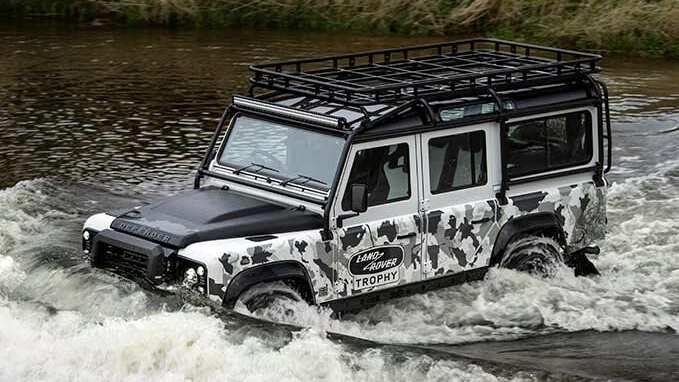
[600,57,679,121]
[0,22,434,193]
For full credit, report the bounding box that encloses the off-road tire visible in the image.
[500,235,565,276]
[236,281,302,316]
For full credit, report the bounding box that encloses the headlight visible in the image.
[82,230,96,254]
[177,260,207,295]
[183,268,198,288]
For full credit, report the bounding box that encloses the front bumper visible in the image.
[87,229,207,292]
[91,229,168,283]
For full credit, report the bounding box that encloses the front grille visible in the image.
[99,243,149,279]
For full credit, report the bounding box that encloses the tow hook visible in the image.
[566,246,601,276]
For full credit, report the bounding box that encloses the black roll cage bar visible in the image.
[194,38,612,239]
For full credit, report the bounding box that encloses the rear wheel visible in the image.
[235,281,303,317]
[500,235,565,276]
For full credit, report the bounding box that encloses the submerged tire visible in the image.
[500,235,565,276]
[236,281,302,316]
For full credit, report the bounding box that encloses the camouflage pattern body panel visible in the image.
[502,181,607,251]
[335,215,421,299]
[184,182,605,305]
[423,200,499,278]
[419,182,605,279]
[180,229,337,304]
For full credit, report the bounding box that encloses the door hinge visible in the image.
[419,199,430,213]
[422,258,432,274]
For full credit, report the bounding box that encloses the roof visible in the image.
[240,38,602,133]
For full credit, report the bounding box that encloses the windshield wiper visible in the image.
[280,174,327,187]
[233,162,280,175]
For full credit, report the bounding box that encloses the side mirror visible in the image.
[350,183,368,213]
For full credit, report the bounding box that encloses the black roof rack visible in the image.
[249,38,601,106]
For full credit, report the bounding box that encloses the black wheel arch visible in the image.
[221,260,316,309]
[490,212,566,267]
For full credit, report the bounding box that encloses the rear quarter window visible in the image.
[507,111,593,177]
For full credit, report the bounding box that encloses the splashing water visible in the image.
[1,180,546,381]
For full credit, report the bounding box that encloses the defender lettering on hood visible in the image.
[112,221,173,244]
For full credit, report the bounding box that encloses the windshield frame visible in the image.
[212,111,348,201]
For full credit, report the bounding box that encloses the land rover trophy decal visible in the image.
[349,245,404,291]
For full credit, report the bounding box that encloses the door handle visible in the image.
[397,232,417,239]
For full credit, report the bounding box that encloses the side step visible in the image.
[566,246,601,276]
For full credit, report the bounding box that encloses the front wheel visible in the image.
[235,281,302,317]
[500,235,565,276]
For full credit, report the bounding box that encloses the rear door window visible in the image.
[428,131,487,194]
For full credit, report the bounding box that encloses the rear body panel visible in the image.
[504,181,607,251]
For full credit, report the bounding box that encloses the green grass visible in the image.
[3,0,679,57]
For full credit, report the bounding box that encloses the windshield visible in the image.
[218,115,345,191]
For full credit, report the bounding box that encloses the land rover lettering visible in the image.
[349,246,404,275]
[349,246,404,290]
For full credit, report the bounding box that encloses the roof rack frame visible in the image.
[250,38,601,106]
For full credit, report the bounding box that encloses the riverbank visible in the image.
[3,0,679,57]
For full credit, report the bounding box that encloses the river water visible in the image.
[1,21,679,381]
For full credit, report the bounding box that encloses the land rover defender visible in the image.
[83,39,611,312]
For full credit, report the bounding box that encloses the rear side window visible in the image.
[507,111,592,177]
[428,131,487,194]
[342,143,411,210]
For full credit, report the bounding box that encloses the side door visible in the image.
[420,123,499,278]
[331,135,423,299]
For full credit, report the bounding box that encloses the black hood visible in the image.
[110,186,322,248]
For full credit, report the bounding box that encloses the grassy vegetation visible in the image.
[3,0,679,57]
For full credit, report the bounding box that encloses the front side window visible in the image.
[219,116,345,190]
[342,143,411,210]
[507,111,592,177]
[428,131,487,194]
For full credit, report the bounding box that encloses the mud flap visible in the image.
[566,246,600,277]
